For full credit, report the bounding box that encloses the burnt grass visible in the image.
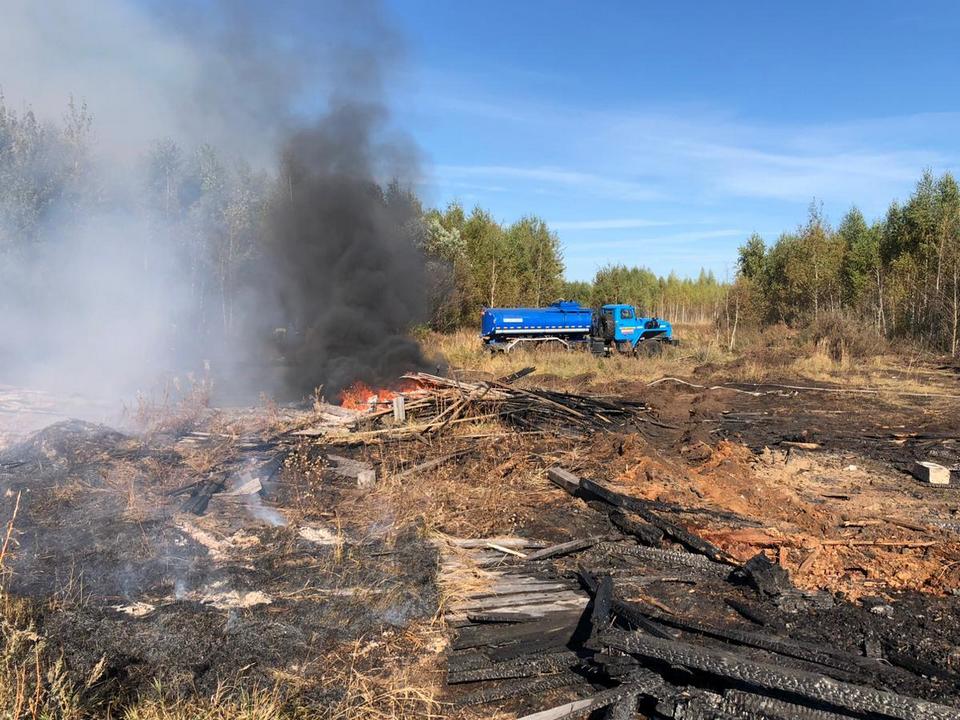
[0,420,438,709]
[3,372,960,716]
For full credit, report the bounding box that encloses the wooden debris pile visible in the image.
[439,468,960,720]
[334,371,669,443]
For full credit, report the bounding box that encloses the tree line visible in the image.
[735,171,960,355]
[423,203,728,328]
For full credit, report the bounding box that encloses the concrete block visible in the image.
[912,461,951,486]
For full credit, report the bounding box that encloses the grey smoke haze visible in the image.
[0,0,431,405]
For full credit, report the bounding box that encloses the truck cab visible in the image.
[594,304,674,355]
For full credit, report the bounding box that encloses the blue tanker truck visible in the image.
[481,300,675,356]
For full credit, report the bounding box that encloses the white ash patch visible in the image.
[176,520,263,560]
[298,525,341,545]
[179,580,272,609]
[112,601,156,617]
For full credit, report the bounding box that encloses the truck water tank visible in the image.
[481,300,593,340]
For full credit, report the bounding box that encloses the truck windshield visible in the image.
[619,308,634,320]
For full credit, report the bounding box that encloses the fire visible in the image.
[337,380,419,411]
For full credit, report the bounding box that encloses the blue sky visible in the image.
[9,0,955,283]
[382,1,960,281]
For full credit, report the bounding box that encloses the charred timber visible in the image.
[455,670,587,706]
[599,630,960,720]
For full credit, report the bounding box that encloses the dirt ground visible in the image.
[1,354,959,718]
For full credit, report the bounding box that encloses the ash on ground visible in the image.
[0,418,437,705]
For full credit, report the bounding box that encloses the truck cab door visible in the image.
[615,306,638,344]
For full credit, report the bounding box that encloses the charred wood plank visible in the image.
[547,467,750,524]
[498,366,537,384]
[621,603,886,683]
[467,611,534,623]
[447,650,581,684]
[578,568,676,640]
[720,689,858,720]
[453,613,582,650]
[548,467,582,495]
[595,542,731,576]
[488,624,583,662]
[455,670,586,706]
[723,598,769,626]
[609,509,664,546]
[525,537,602,561]
[580,477,733,564]
[883,645,960,682]
[590,574,614,636]
[446,650,490,674]
[600,630,960,720]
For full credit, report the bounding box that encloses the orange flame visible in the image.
[337,380,419,411]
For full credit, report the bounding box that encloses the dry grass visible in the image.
[131,376,213,435]
[122,687,286,720]
[425,323,722,386]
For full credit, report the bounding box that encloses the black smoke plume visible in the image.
[266,102,432,398]
[0,0,434,406]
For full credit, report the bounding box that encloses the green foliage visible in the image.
[421,202,567,324]
[735,172,960,354]
[737,233,766,280]
[560,280,593,305]
[0,94,95,253]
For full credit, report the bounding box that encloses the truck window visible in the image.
[619,308,634,320]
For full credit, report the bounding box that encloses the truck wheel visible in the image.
[635,339,663,357]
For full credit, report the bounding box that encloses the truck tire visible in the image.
[635,339,663,358]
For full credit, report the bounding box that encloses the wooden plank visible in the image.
[525,536,601,561]
[448,597,589,621]
[547,467,582,495]
[450,590,586,612]
[451,538,547,549]
[395,449,469,479]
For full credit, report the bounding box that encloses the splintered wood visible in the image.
[438,537,588,627]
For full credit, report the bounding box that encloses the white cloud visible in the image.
[435,164,662,201]
[564,228,744,253]
[549,218,677,230]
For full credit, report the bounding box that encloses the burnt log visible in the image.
[720,689,859,720]
[609,509,664,546]
[600,630,960,720]
[738,552,792,597]
[596,542,731,576]
[579,477,733,564]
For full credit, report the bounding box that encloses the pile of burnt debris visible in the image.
[298,370,671,443]
[442,468,960,720]
[170,368,672,516]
